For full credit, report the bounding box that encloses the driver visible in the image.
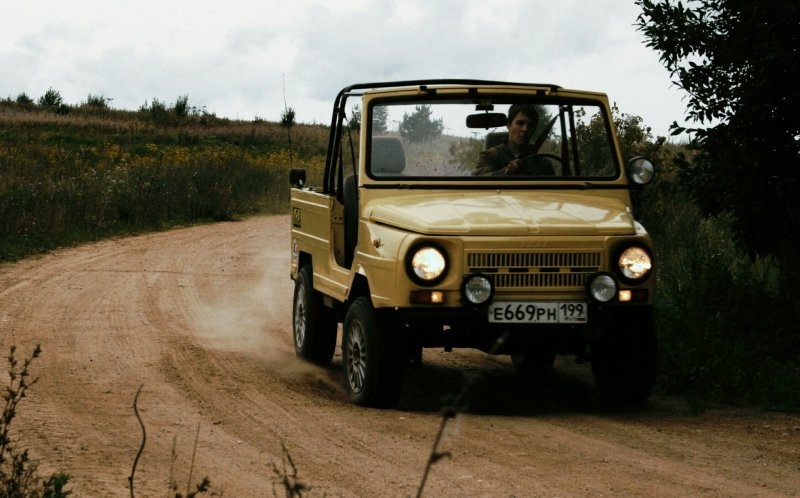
[473,104,555,176]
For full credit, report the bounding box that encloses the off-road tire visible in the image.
[292,265,337,366]
[342,297,404,408]
[590,308,657,406]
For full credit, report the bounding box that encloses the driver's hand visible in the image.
[504,159,521,175]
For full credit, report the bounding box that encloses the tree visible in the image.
[372,106,388,134]
[85,93,111,109]
[280,107,296,129]
[348,104,361,132]
[636,1,800,273]
[15,93,34,106]
[575,103,667,178]
[399,105,444,143]
[280,107,296,167]
[173,95,190,117]
[38,87,63,108]
[38,87,69,115]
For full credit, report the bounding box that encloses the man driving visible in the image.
[473,104,555,176]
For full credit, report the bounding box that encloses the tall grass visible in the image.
[0,104,326,261]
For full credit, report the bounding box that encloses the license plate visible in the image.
[488,301,588,324]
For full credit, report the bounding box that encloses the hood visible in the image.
[366,191,636,236]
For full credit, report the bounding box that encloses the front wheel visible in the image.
[292,265,337,365]
[342,297,404,408]
[591,308,657,405]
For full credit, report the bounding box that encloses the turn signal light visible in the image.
[410,290,444,304]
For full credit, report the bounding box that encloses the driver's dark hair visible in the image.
[507,104,539,125]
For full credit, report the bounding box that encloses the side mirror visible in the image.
[289,168,306,187]
[627,157,655,186]
[466,112,507,129]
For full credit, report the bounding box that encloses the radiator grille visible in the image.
[467,251,602,290]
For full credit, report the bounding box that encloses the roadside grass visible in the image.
[0,104,326,262]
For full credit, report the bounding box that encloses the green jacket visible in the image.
[473,143,555,176]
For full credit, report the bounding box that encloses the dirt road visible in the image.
[1,215,799,497]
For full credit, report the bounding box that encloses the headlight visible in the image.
[588,273,618,303]
[408,245,447,284]
[627,157,655,185]
[462,275,493,305]
[618,246,653,281]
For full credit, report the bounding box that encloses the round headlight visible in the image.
[410,246,447,282]
[627,157,655,185]
[618,246,653,281]
[589,274,617,303]
[462,275,493,305]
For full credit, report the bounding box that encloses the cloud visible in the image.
[0,0,685,135]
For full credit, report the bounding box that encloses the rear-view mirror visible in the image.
[289,168,306,187]
[466,112,507,129]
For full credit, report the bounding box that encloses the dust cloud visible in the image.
[191,246,340,388]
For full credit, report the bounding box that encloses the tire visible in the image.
[405,342,423,367]
[591,308,657,406]
[511,349,556,380]
[292,265,337,366]
[342,297,404,408]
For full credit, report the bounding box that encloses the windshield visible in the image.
[368,99,619,180]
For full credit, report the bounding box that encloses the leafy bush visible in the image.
[174,95,190,118]
[15,93,34,107]
[38,88,69,115]
[637,156,800,407]
[85,94,110,109]
[143,98,170,123]
[596,104,800,408]
[38,88,63,108]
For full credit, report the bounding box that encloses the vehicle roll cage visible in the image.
[322,79,563,195]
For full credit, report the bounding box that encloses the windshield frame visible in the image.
[364,92,624,187]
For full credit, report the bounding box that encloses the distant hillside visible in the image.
[0,98,328,262]
[0,97,329,157]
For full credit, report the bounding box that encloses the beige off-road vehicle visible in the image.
[290,80,656,408]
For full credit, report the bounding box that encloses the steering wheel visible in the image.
[518,153,563,176]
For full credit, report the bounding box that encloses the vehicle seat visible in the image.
[371,136,405,174]
[484,131,507,149]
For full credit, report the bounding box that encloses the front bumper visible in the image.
[378,301,652,355]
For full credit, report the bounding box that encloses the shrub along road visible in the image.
[1,215,799,496]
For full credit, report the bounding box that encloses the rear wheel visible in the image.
[342,297,404,408]
[292,265,337,365]
[591,308,657,405]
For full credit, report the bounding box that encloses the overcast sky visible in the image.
[1,0,687,137]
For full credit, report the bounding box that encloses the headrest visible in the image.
[371,136,406,174]
[484,131,507,149]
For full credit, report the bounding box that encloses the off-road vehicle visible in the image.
[290,80,656,408]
